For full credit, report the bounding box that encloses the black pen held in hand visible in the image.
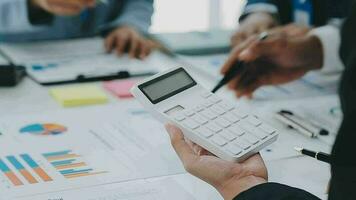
[212,32,269,93]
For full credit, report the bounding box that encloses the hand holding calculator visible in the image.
[131,67,278,162]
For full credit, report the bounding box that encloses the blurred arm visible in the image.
[100,0,153,35]
[0,0,51,34]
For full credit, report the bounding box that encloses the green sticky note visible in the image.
[50,85,108,107]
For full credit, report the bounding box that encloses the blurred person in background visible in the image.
[0,0,154,59]
[230,0,348,76]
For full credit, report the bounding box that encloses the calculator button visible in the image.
[208,96,222,104]
[227,125,245,136]
[174,114,186,121]
[239,123,256,134]
[240,123,267,140]
[259,124,276,135]
[203,101,214,108]
[201,92,212,98]
[206,122,223,133]
[215,118,231,128]
[196,127,214,138]
[220,130,237,141]
[234,139,251,150]
[184,110,196,117]
[192,115,209,125]
[232,109,249,119]
[182,119,200,130]
[194,105,205,112]
[201,110,219,120]
[222,113,240,123]
[246,116,262,126]
[242,134,259,145]
[253,130,268,140]
[226,144,242,155]
[211,135,228,146]
[210,106,226,115]
[218,102,235,112]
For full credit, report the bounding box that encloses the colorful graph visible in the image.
[43,150,107,179]
[0,154,53,187]
[20,154,53,182]
[0,159,23,186]
[20,123,67,136]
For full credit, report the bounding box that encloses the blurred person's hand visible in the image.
[221,26,322,98]
[231,12,277,47]
[30,0,96,16]
[165,124,268,200]
[105,26,153,59]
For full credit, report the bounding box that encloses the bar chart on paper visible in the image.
[42,150,108,179]
[0,154,53,188]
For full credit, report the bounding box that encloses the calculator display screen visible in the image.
[139,68,197,104]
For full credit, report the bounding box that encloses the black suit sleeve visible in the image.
[328,2,356,199]
[233,183,320,200]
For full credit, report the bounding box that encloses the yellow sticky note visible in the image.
[50,85,108,107]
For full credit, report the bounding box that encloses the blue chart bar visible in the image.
[0,159,10,172]
[43,150,107,179]
[6,156,25,170]
[20,154,38,168]
[51,159,76,166]
[0,158,23,186]
[59,168,93,175]
[6,156,38,184]
[20,154,53,182]
[43,150,72,158]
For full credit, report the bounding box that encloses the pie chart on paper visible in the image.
[20,123,67,136]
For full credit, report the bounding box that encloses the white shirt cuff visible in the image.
[244,3,278,15]
[309,25,344,74]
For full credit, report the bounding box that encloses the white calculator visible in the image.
[131,67,278,162]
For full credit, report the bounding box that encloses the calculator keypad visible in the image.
[174,93,277,158]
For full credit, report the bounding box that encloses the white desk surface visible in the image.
[0,56,332,200]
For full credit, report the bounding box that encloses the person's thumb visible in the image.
[165,124,184,141]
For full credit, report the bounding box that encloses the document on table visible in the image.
[180,54,340,100]
[12,178,195,200]
[0,102,184,199]
[0,38,106,63]
[256,95,341,161]
[0,37,168,84]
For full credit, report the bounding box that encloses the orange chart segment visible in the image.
[0,159,23,186]
[6,156,38,184]
[20,123,67,136]
[43,150,107,179]
[20,154,53,182]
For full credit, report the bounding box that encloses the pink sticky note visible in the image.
[103,80,137,98]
